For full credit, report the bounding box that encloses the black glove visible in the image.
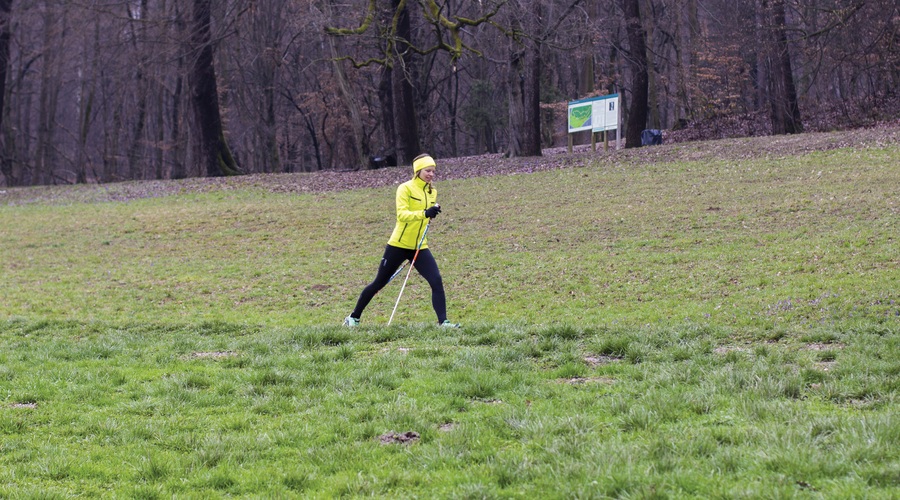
[424,204,441,218]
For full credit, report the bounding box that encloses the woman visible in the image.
[344,154,459,327]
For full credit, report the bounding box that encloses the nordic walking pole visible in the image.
[386,261,408,285]
[388,220,431,326]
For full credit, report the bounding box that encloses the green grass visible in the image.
[1,321,896,497]
[1,139,898,496]
[2,148,897,328]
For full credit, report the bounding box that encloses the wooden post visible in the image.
[568,134,573,153]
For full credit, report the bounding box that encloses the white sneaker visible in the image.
[343,316,360,327]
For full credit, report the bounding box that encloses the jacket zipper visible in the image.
[417,189,430,244]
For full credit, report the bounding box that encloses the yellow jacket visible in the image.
[388,176,437,249]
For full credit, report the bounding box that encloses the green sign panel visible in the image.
[569,104,593,131]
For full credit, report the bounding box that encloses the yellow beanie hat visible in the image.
[413,154,436,175]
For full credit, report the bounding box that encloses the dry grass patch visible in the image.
[189,351,238,359]
[583,355,622,367]
[804,343,846,351]
[560,376,616,385]
[713,346,751,355]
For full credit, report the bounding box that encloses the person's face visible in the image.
[418,166,436,183]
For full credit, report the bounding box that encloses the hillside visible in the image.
[3,121,899,206]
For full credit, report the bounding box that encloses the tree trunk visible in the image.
[170,1,186,179]
[249,0,283,174]
[580,2,599,97]
[392,0,420,164]
[448,65,459,157]
[127,0,150,180]
[0,0,13,185]
[155,83,165,179]
[676,0,699,122]
[762,0,802,134]
[262,78,280,173]
[377,65,396,160]
[643,0,660,129]
[521,1,542,157]
[189,0,240,177]
[505,0,542,158]
[37,4,63,184]
[620,0,649,148]
[506,43,524,158]
[171,71,186,179]
[75,21,98,184]
[328,35,368,169]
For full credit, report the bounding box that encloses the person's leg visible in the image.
[412,249,447,323]
[350,246,412,319]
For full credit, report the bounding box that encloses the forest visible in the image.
[0,0,897,187]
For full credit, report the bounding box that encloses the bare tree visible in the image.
[189,0,239,176]
[326,0,505,166]
[759,0,802,134]
[0,0,12,185]
[391,0,422,163]
[505,0,542,157]
[225,0,295,174]
[619,0,649,147]
[35,1,64,184]
[0,0,897,187]
[123,0,147,179]
[169,0,188,180]
[505,0,584,157]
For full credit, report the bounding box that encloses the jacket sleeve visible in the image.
[395,184,426,223]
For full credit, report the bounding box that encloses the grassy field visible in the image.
[1,133,898,497]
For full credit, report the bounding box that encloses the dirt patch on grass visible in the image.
[379,431,420,445]
[10,402,37,409]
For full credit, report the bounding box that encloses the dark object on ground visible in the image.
[369,152,397,169]
[641,129,663,146]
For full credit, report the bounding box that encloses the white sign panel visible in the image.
[593,95,619,132]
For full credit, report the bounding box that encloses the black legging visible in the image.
[351,244,447,323]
